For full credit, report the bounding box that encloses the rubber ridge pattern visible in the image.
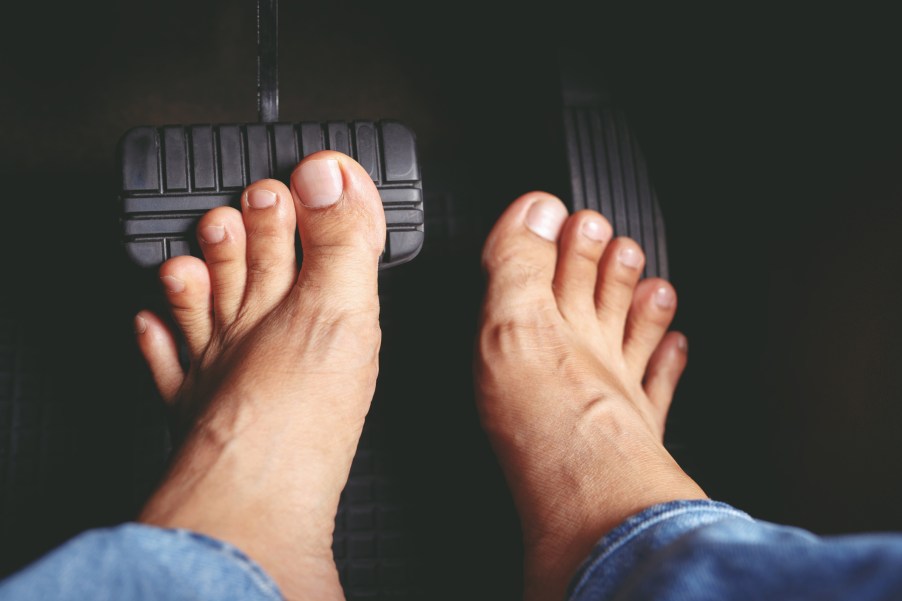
[563,106,669,280]
[119,120,423,271]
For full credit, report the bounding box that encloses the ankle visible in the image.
[518,404,705,600]
[246,542,343,601]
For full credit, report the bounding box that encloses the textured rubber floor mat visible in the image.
[329,170,491,599]
[119,121,423,270]
[332,402,417,599]
[0,299,78,575]
[0,315,54,525]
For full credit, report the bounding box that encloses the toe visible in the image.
[482,192,569,311]
[240,179,298,315]
[289,152,386,313]
[135,310,184,402]
[643,332,689,428]
[594,237,645,338]
[623,279,678,373]
[553,210,613,321]
[197,206,247,326]
[158,255,213,357]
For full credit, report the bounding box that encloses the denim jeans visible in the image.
[2,500,902,600]
[568,500,902,600]
[0,525,281,601]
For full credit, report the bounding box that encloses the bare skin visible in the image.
[136,165,703,601]
[135,152,385,600]
[475,193,706,601]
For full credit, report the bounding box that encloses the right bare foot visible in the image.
[475,193,707,601]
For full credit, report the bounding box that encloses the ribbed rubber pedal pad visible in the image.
[118,121,423,270]
[562,107,669,280]
[560,50,669,280]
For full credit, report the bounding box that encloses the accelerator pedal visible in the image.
[560,50,668,279]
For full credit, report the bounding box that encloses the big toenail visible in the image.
[525,199,567,241]
[581,219,609,242]
[654,286,676,309]
[617,247,642,268]
[134,315,147,334]
[199,225,226,244]
[677,334,689,352]
[293,159,343,208]
[160,275,186,293]
[246,188,277,209]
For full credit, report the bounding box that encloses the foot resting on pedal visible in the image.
[135,152,386,601]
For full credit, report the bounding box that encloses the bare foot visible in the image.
[133,152,386,600]
[475,193,707,601]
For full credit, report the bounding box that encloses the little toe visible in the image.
[594,237,645,338]
[553,210,613,320]
[196,206,247,326]
[623,279,678,373]
[158,255,213,357]
[481,192,569,312]
[134,310,184,403]
[240,179,298,315]
[643,332,689,430]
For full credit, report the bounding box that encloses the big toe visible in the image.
[481,193,569,315]
[290,152,386,312]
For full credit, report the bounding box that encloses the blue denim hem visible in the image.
[0,522,284,601]
[149,525,284,599]
[567,499,752,600]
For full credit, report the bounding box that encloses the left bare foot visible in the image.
[135,152,386,600]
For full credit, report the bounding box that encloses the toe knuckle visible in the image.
[246,226,291,249]
[291,304,382,365]
[482,239,528,272]
[479,302,561,351]
[246,255,283,277]
[484,247,552,290]
[572,240,602,262]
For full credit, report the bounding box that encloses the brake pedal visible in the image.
[118,0,423,272]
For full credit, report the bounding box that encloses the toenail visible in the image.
[581,219,609,242]
[677,334,689,352]
[160,275,186,293]
[653,286,676,309]
[293,159,343,208]
[134,315,147,334]
[246,188,277,209]
[617,246,642,269]
[525,198,567,241]
[199,225,226,244]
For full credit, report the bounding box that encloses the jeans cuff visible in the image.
[165,526,283,599]
[567,499,752,600]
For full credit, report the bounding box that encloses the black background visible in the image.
[2,0,902,595]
